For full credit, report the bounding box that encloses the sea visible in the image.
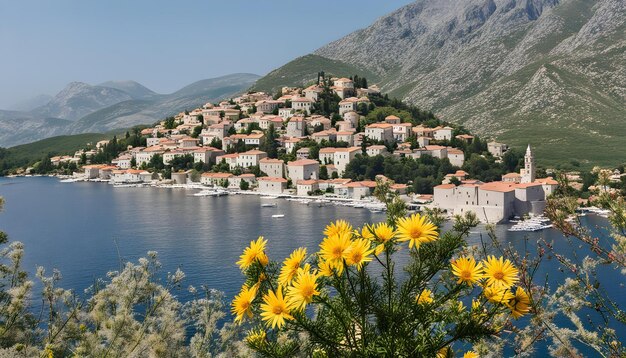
[0,176,623,356]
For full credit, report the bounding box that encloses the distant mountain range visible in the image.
[0,73,260,147]
[254,0,625,166]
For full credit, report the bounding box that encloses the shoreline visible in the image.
[8,174,392,212]
[4,174,603,224]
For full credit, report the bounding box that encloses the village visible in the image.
[49,75,560,224]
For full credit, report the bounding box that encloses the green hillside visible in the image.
[0,133,109,174]
[252,54,380,94]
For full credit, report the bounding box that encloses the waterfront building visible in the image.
[257,177,288,194]
[287,159,320,182]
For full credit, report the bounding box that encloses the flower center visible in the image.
[461,270,472,280]
[302,285,314,298]
[333,247,343,257]
[241,301,250,310]
[493,271,504,280]
[410,228,422,239]
[272,305,284,315]
[352,252,363,263]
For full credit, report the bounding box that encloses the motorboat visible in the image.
[272,214,285,218]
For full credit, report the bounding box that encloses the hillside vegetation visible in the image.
[252,54,379,94]
[254,0,625,167]
[0,133,108,175]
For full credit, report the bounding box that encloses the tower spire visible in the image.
[522,144,535,183]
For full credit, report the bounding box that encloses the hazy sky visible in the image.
[0,0,413,109]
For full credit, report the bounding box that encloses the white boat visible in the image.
[193,189,228,197]
[507,215,553,232]
[366,204,386,212]
[272,214,285,218]
[261,203,277,207]
[261,196,278,200]
[59,178,80,183]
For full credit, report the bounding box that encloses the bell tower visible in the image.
[521,145,535,183]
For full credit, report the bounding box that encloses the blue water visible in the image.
[0,177,624,356]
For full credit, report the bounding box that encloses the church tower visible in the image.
[521,144,535,183]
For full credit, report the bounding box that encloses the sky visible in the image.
[0,0,414,109]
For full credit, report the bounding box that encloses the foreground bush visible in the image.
[231,190,530,356]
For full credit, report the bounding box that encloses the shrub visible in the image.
[231,185,529,357]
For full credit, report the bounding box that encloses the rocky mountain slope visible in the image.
[68,74,260,134]
[97,80,160,100]
[257,0,625,166]
[0,73,260,147]
[31,82,135,121]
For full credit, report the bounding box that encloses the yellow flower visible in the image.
[260,286,294,329]
[317,258,335,277]
[483,285,514,304]
[324,219,353,238]
[236,237,269,270]
[370,222,395,255]
[287,265,320,311]
[359,224,375,240]
[507,287,531,318]
[471,298,481,312]
[278,248,307,287]
[415,288,434,305]
[437,346,452,358]
[345,238,375,270]
[373,222,395,243]
[231,283,258,323]
[456,300,465,313]
[451,256,483,285]
[463,351,479,358]
[482,256,518,288]
[396,213,438,249]
[319,232,352,274]
[245,328,267,346]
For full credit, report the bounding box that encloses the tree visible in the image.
[80,153,88,165]
[36,155,53,174]
[502,149,522,173]
[148,154,165,171]
[240,180,250,191]
[209,137,222,149]
[189,169,201,183]
[130,157,137,168]
[260,124,279,158]
[191,125,203,138]
[319,165,329,180]
[164,116,176,129]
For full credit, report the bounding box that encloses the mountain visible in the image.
[97,80,160,100]
[255,0,626,166]
[32,82,135,121]
[8,94,53,112]
[68,73,261,133]
[0,110,71,148]
[0,73,260,147]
